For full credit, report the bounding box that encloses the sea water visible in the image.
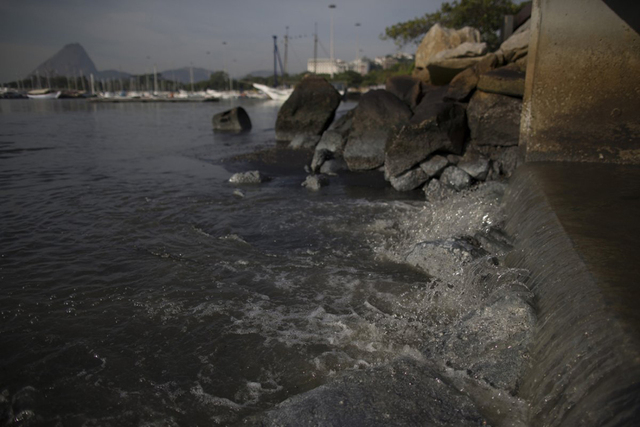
[0,99,531,426]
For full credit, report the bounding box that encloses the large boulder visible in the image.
[315,108,355,154]
[212,107,252,131]
[498,20,530,63]
[343,90,412,171]
[445,53,501,102]
[440,166,472,191]
[413,24,481,83]
[429,42,488,63]
[385,101,467,178]
[467,90,522,147]
[275,76,342,141]
[426,56,487,85]
[385,75,424,110]
[477,63,526,98]
[389,167,428,192]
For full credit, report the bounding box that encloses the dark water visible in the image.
[1,99,536,426]
[0,99,436,426]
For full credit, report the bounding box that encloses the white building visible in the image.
[307,58,348,75]
[348,58,371,75]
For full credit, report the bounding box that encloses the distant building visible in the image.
[374,53,415,70]
[348,58,372,75]
[307,58,348,75]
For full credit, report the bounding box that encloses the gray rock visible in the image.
[429,42,488,62]
[446,154,461,165]
[343,90,412,171]
[302,174,329,191]
[310,148,333,172]
[390,167,429,192]
[458,154,490,181]
[275,75,342,141]
[467,90,522,147]
[289,134,321,150]
[229,170,270,184]
[328,108,355,136]
[440,166,472,191]
[423,178,454,202]
[498,27,530,63]
[212,107,252,131]
[385,102,467,178]
[319,158,346,175]
[385,75,424,110]
[420,155,449,178]
[252,357,488,427]
[316,130,346,153]
[405,237,486,279]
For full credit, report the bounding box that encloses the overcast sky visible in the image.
[0,0,449,82]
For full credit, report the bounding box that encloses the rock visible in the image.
[316,130,346,154]
[447,154,461,165]
[458,152,491,181]
[439,291,535,392]
[253,358,488,427]
[310,148,333,173]
[413,24,482,83]
[385,75,424,110]
[423,178,454,202]
[467,90,522,147]
[426,56,487,86]
[445,53,501,102]
[475,145,521,178]
[405,237,486,279]
[477,64,526,98]
[302,174,329,190]
[498,27,530,63]
[229,170,270,184]
[288,134,321,150]
[385,102,467,178]
[429,42,488,63]
[420,155,449,178]
[440,166,472,191]
[343,90,412,171]
[319,158,346,175]
[211,107,252,131]
[275,75,342,141]
[328,108,355,136]
[390,167,428,192]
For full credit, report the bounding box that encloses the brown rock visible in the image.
[413,24,481,83]
[445,53,501,102]
[477,64,526,98]
[426,56,486,85]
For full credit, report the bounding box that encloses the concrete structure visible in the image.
[520,0,640,164]
[307,58,347,75]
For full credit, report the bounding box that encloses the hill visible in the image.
[31,43,98,77]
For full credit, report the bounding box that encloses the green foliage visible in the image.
[331,70,364,87]
[382,0,521,50]
[362,62,415,87]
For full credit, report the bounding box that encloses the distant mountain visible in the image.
[31,43,98,77]
[159,67,215,84]
[246,70,274,78]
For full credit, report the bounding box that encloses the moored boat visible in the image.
[252,83,293,101]
[27,89,62,99]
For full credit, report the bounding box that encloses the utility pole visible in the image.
[284,26,289,79]
[329,4,336,78]
[273,36,278,87]
[355,22,361,61]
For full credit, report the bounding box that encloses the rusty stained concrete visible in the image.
[520,0,640,164]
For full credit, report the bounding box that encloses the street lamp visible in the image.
[355,22,361,62]
[329,4,336,78]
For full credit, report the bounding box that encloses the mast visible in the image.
[314,22,318,74]
[273,35,278,87]
[153,64,158,94]
[90,73,95,95]
[190,64,194,92]
[329,4,336,78]
[284,26,289,81]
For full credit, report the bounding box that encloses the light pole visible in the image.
[355,23,361,62]
[329,4,336,78]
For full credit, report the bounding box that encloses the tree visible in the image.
[382,0,521,50]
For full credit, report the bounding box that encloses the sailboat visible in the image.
[27,89,61,99]
[252,83,292,101]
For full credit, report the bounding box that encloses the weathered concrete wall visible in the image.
[520,0,640,163]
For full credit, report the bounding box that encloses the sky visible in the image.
[0,0,446,82]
